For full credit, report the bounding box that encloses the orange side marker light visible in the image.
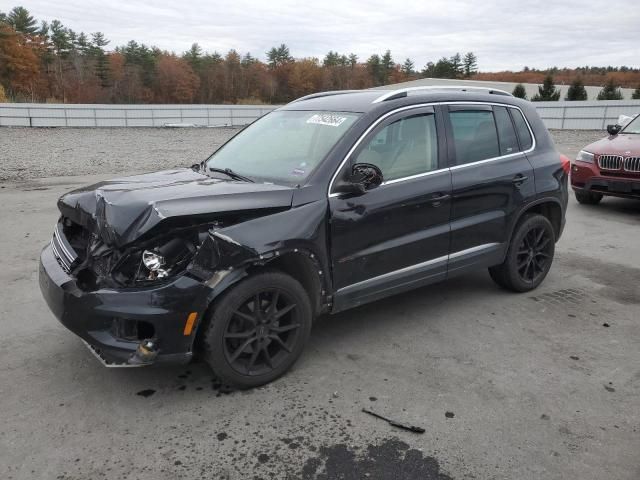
[183,312,198,336]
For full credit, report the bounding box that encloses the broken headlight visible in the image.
[111,236,199,285]
[138,237,198,282]
[142,250,167,277]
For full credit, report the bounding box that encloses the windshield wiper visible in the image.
[208,167,255,183]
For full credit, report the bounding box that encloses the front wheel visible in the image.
[489,214,555,292]
[575,190,603,205]
[201,271,312,389]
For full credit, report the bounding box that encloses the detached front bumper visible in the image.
[571,161,640,199]
[39,243,212,367]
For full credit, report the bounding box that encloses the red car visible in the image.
[571,115,640,204]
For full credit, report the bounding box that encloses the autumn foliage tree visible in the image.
[154,55,199,103]
[0,23,40,99]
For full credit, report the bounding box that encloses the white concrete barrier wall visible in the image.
[1,101,639,130]
[0,104,278,128]
[534,100,640,130]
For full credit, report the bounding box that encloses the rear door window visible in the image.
[448,109,500,165]
[509,108,533,151]
[493,106,519,156]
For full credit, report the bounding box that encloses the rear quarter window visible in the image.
[494,106,519,156]
[509,108,534,151]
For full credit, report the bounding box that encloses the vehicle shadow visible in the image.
[309,270,501,348]
[573,195,640,218]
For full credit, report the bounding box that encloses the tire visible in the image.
[575,190,603,205]
[489,214,555,293]
[201,270,312,389]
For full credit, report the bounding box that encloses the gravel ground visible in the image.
[0,127,242,182]
[0,127,603,182]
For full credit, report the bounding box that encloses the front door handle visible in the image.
[512,174,529,187]
[429,193,450,207]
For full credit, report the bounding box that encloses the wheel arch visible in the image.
[509,197,564,244]
[191,248,328,353]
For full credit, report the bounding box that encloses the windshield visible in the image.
[621,115,640,134]
[206,110,360,184]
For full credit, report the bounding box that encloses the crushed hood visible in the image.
[58,168,295,247]
[584,134,640,156]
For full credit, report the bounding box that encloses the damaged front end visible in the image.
[39,169,331,368]
[41,212,267,367]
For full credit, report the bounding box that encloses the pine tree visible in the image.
[38,20,48,38]
[380,50,394,85]
[597,79,623,100]
[323,51,340,67]
[512,84,527,99]
[241,53,257,67]
[421,61,435,77]
[565,77,587,100]
[366,54,381,86]
[401,58,414,76]
[183,43,203,70]
[463,52,478,77]
[632,86,640,100]
[7,7,38,35]
[531,75,560,101]
[433,57,455,78]
[91,32,110,87]
[266,44,293,69]
[449,53,463,78]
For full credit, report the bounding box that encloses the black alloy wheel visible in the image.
[515,225,553,284]
[489,214,556,292]
[223,289,301,376]
[202,271,312,388]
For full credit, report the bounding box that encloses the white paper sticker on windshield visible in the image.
[306,113,347,127]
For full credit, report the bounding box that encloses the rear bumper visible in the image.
[570,161,640,199]
[39,243,212,366]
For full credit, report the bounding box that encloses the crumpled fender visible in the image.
[188,199,331,306]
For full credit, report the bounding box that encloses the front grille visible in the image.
[598,154,623,170]
[623,156,640,173]
[51,223,78,273]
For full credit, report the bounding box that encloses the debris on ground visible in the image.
[362,408,425,434]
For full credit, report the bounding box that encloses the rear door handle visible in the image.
[512,174,529,186]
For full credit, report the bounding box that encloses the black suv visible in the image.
[39,87,568,387]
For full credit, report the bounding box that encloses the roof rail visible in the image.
[371,86,513,103]
[289,90,363,104]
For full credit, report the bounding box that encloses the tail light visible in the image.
[560,154,571,174]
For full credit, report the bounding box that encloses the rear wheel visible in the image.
[202,271,312,389]
[489,214,555,292]
[575,190,603,205]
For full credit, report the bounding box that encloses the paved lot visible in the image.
[0,128,638,480]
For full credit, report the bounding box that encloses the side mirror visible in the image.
[607,124,621,136]
[333,163,383,195]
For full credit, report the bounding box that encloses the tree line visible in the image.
[0,6,479,104]
[1,6,639,104]
[511,75,640,101]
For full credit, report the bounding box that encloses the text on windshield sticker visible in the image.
[306,113,347,127]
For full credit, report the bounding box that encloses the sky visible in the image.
[2,0,639,71]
